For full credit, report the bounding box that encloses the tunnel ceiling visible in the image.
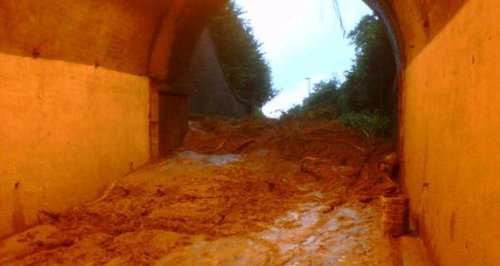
[0,0,224,82]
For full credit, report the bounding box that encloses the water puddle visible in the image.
[251,203,393,265]
[177,151,242,165]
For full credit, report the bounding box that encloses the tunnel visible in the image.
[0,0,499,265]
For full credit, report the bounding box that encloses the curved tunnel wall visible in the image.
[0,0,224,237]
[367,0,500,265]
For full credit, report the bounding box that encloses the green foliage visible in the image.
[338,111,391,138]
[303,79,341,119]
[339,15,397,117]
[283,79,341,120]
[209,1,276,112]
[251,108,266,119]
[283,14,397,138]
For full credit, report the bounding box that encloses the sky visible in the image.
[233,0,372,118]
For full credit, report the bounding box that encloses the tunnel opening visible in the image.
[147,0,406,159]
[188,0,403,137]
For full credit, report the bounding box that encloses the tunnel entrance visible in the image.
[189,0,402,138]
[147,0,405,159]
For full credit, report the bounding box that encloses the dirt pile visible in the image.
[184,116,398,197]
[184,116,395,168]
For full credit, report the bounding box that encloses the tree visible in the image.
[339,15,397,117]
[285,79,341,119]
[283,14,397,137]
[209,1,276,112]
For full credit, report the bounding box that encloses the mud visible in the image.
[1,117,407,265]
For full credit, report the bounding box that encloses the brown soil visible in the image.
[1,116,402,266]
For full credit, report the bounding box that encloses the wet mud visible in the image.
[1,117,406,265]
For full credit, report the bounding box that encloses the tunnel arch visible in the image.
[362,0,404,69]
[0,0,225,237]
[146,0,226,157]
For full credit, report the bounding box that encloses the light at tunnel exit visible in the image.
[234,0,372,118]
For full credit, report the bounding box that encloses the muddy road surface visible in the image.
[1,117,411,265]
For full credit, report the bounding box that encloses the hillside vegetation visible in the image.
[209,0,276,113]
[285,15,397,137]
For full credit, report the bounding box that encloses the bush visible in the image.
[338,111,391,138]
[279,14,397,138]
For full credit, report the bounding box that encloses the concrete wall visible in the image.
[190,29,248,118]
[387,0,500,265]
[0,0,223,237]
[0,53,150,236]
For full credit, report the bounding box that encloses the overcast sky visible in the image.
[233,0,372,118]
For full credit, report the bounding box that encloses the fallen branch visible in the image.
[233,138,257,153]
[215,139,228,152]
[84,182,116,206]
[334,140,366,153]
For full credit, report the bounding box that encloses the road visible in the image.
[0,117,431,265]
